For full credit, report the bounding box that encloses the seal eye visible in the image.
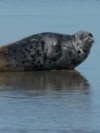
[89,33,93,38]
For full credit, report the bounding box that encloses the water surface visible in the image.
[0,0,100,133]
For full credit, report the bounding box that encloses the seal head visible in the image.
[70,31,94,68]
[74,31,94,49]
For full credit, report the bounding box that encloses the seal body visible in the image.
[0,31,94,71]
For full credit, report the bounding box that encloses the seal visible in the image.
[0,31,94,71]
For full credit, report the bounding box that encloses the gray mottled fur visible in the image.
[6,31,94,71]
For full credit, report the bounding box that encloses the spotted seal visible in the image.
[0,31,94,71]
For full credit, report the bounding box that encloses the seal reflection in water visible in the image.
[0,71,90,91]
[0,31,94,71]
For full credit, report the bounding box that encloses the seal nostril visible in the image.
[89,33,93,38]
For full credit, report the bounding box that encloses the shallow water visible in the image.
[0,0,100,133]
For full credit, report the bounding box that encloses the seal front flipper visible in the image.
[46,43,62,61]
[46,44,62,61]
